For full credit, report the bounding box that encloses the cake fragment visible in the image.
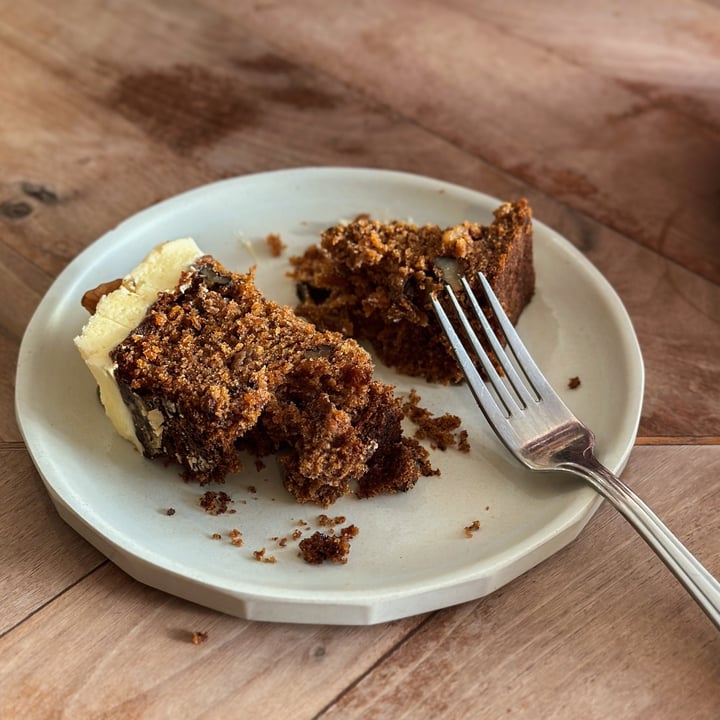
[191,631,209,645]
[265,232,286,257]
[75,239,431,506]
[298,525,359,564]
[290,200,535,384]
[402,388,469,452]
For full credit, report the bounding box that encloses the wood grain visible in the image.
[1,0,717,439]
[200,0,720,284]
[319,446,720,720]
[1,1,719,718]
[0,449,104,635]
[0,562,425,719]
[1,448,717,719]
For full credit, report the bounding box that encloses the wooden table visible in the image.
[2,1,719,717]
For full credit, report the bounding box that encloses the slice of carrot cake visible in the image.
[290,199,535,384]
[74,240,432,506]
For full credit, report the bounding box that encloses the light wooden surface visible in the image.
[1,1,719,718]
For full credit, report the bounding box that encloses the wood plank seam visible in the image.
[311,612,437,719]
[0,561,109,641]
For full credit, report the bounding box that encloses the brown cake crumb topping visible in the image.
[464,520,481,538]
[299,524,359,564]
[568,376,581,389]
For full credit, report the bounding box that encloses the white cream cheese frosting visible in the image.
[74,238,203,452]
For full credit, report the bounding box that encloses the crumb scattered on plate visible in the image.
[568,376,581,389]
[299,525,359,564]
[253,547,277,563]
[191,631,208,645]
[402,388,469,452]
[266,232,286,257]
[200,490,234,515]
[464,520,481,538]
[317,514,347,528]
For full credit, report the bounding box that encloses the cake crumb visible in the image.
[200,490,234,515]
[166,507,176,516]
[191,631,209,645]
[402,389,469,452]
[253,547,277,563]
[464,520,481,538]
[299,525,359,564]
[229,528,244,546]
[266,233,286,257]
[457,430,470,453]
[568,376,581,389]
[211,533,222,540]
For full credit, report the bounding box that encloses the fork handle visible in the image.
[562,455,720,631]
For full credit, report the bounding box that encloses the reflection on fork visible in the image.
[431,272,720,631]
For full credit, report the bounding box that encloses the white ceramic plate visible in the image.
[16,168,644,625]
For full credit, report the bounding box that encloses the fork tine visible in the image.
[474,272,556,402]
[430,294,514,430]
[441,284,519,416]
[459,275,537,409]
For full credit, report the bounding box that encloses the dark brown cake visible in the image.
[290,200,535,384]
[298,525,360,564]
[110,256,432,505]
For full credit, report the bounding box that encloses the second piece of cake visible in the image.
[290,200,535,384]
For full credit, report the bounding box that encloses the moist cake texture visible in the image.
[75,241,432,506]
[290,200,535,384]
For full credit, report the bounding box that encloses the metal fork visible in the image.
[431,272,720,630]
